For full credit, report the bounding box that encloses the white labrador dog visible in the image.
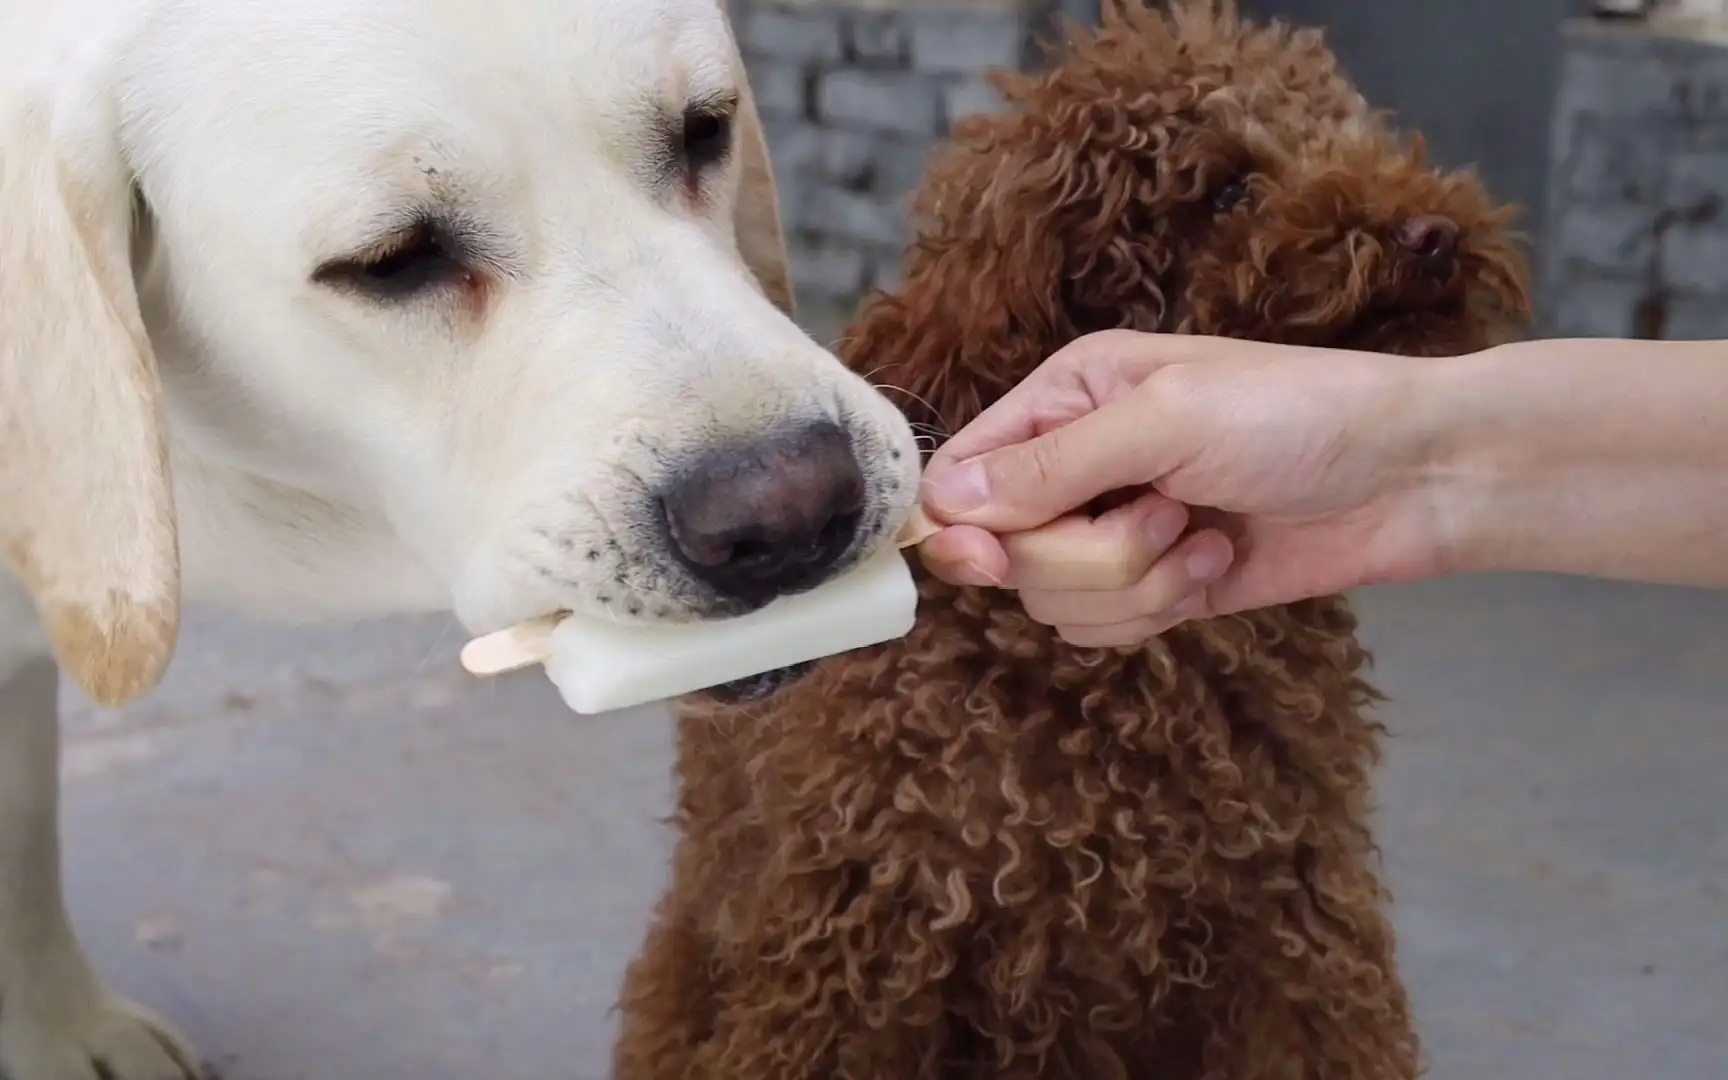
[0,0,922,1075]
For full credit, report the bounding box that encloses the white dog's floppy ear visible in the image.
[721,5,797,318]
[733,86,796,317]
[0,75,181,707]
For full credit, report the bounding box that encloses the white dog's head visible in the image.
[0,0,921,706]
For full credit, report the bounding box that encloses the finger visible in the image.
[929,329,1169,468]
[1055,616,1171,649]
[1000,493,1188,592]
[927,329,1237,473]
[923,363,1091,471]
[1053,589,1215,649]
[923,380,1202,533]
[914,523,1010,588]
[1019,530,1233,627]
[1199,533,1343,617]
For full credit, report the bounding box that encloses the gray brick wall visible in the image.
[736,0,1039,312]
[1543,19,1728,339]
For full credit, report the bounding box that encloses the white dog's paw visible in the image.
[0,989,201,1080]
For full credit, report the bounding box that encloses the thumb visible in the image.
[922,390,1184,532]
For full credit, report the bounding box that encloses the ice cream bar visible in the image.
[457,508,940,714]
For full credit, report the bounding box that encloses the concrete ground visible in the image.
[60,571,1727,1080]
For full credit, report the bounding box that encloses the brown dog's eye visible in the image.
[681,107,733,176]
[1212,179,1250,213]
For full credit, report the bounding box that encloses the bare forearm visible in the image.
[1414,337,1728,587]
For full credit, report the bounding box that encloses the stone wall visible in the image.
[1542,17,1728,338]
[734,0,1049,316]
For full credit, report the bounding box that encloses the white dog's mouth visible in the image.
[701,659,819,704]
[459,391,922,639]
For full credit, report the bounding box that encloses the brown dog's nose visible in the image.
[660,421,866,607]
[1396,214,1460,262]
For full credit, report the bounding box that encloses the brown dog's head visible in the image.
[850,0,1532,439]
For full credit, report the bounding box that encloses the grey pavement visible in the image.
[60,571,1728,1080]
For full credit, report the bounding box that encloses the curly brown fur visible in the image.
[613,3,1532,1080]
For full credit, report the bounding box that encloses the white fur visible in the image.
[0,0,920,1075]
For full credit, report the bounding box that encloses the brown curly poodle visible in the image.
[613,3,1531,1079]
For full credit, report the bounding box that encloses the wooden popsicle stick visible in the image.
[458,613,563,677]
[458,508,944,677]
[898,505,941,548]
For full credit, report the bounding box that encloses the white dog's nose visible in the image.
[660,422,865,608]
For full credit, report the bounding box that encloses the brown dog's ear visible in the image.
[720,1,797,318]
[0,60,181,706]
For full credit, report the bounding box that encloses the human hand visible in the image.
[915,329,1452,644]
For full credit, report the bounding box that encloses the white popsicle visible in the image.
[545,543,916,714]
[458,509,940,715]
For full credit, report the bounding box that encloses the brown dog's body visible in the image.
[615,4,1531,1079]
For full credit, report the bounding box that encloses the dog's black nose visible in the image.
[1396,214,1460,264]
[660,421,866,607]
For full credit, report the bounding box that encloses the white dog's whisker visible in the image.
[413,617,461,676]
[871,382,951,433]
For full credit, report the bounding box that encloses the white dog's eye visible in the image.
[680,105,733,178]
[314,219,468,301]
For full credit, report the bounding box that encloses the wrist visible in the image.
[1396,342,1546,579]
[1374,336,1728,587]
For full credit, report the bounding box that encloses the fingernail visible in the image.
[1145,501,1187,547]
[938,559,1001,588]
[1185,547,1225,582]
[967,563,1005,588]
[922,461,990,515]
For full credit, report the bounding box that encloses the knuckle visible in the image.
[1020,437,1065,491]
[1102,550,1150,592]
[1115,513,1183,583]
[1131,557,1194,612]
[1018,590,1063,625]
[1163,591,1211,626]
[1080,328,1143,355]
[1145,606,1194,637]
[1060,620,1151,650]
[1050,622,1092,649]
